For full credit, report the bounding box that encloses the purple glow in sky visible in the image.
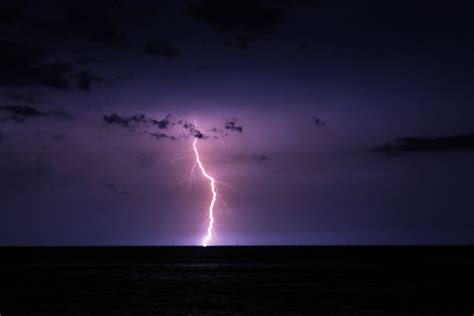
[1,0,474,245]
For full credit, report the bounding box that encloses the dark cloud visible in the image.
[0,105,46,119]
[103,113,129,127]
[48,108,72,120]
[177,120,206,139]
[225,118,243,133]
[1,91,41,103]
[71,71,103,91]
[251,154,269,162]
[104,182,128,196]
[0,40,103,92]
[194,131,204,139]
[149,132,175,140]
[375,133,474,154]
[103,113,242,141]
[186,0,286,34]
[177,118,244,139]
[0,41,71,89]
[143,40,180,59]
[0,105,72,122]
[312,115,325,127]
[103,113,173,129]
[208,126,227,138]
[208,127,225,134]
[155,115,172,129]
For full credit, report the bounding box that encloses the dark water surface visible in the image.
[1,246,473,315]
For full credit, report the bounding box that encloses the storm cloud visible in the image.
[375,133,474,154]
[225,118,243,133]
[1,91,41,103]
[312,115,325,127]
[0,105,72,122]
[103,113,173,130]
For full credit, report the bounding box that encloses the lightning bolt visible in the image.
[192,137,217,247]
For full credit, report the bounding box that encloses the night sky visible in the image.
[1,0,474,245]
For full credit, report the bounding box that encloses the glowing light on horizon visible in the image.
[192,137,217,247]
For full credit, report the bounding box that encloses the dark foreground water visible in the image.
[1,246,473,315]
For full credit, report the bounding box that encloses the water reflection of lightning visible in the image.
[192,137,217,247]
